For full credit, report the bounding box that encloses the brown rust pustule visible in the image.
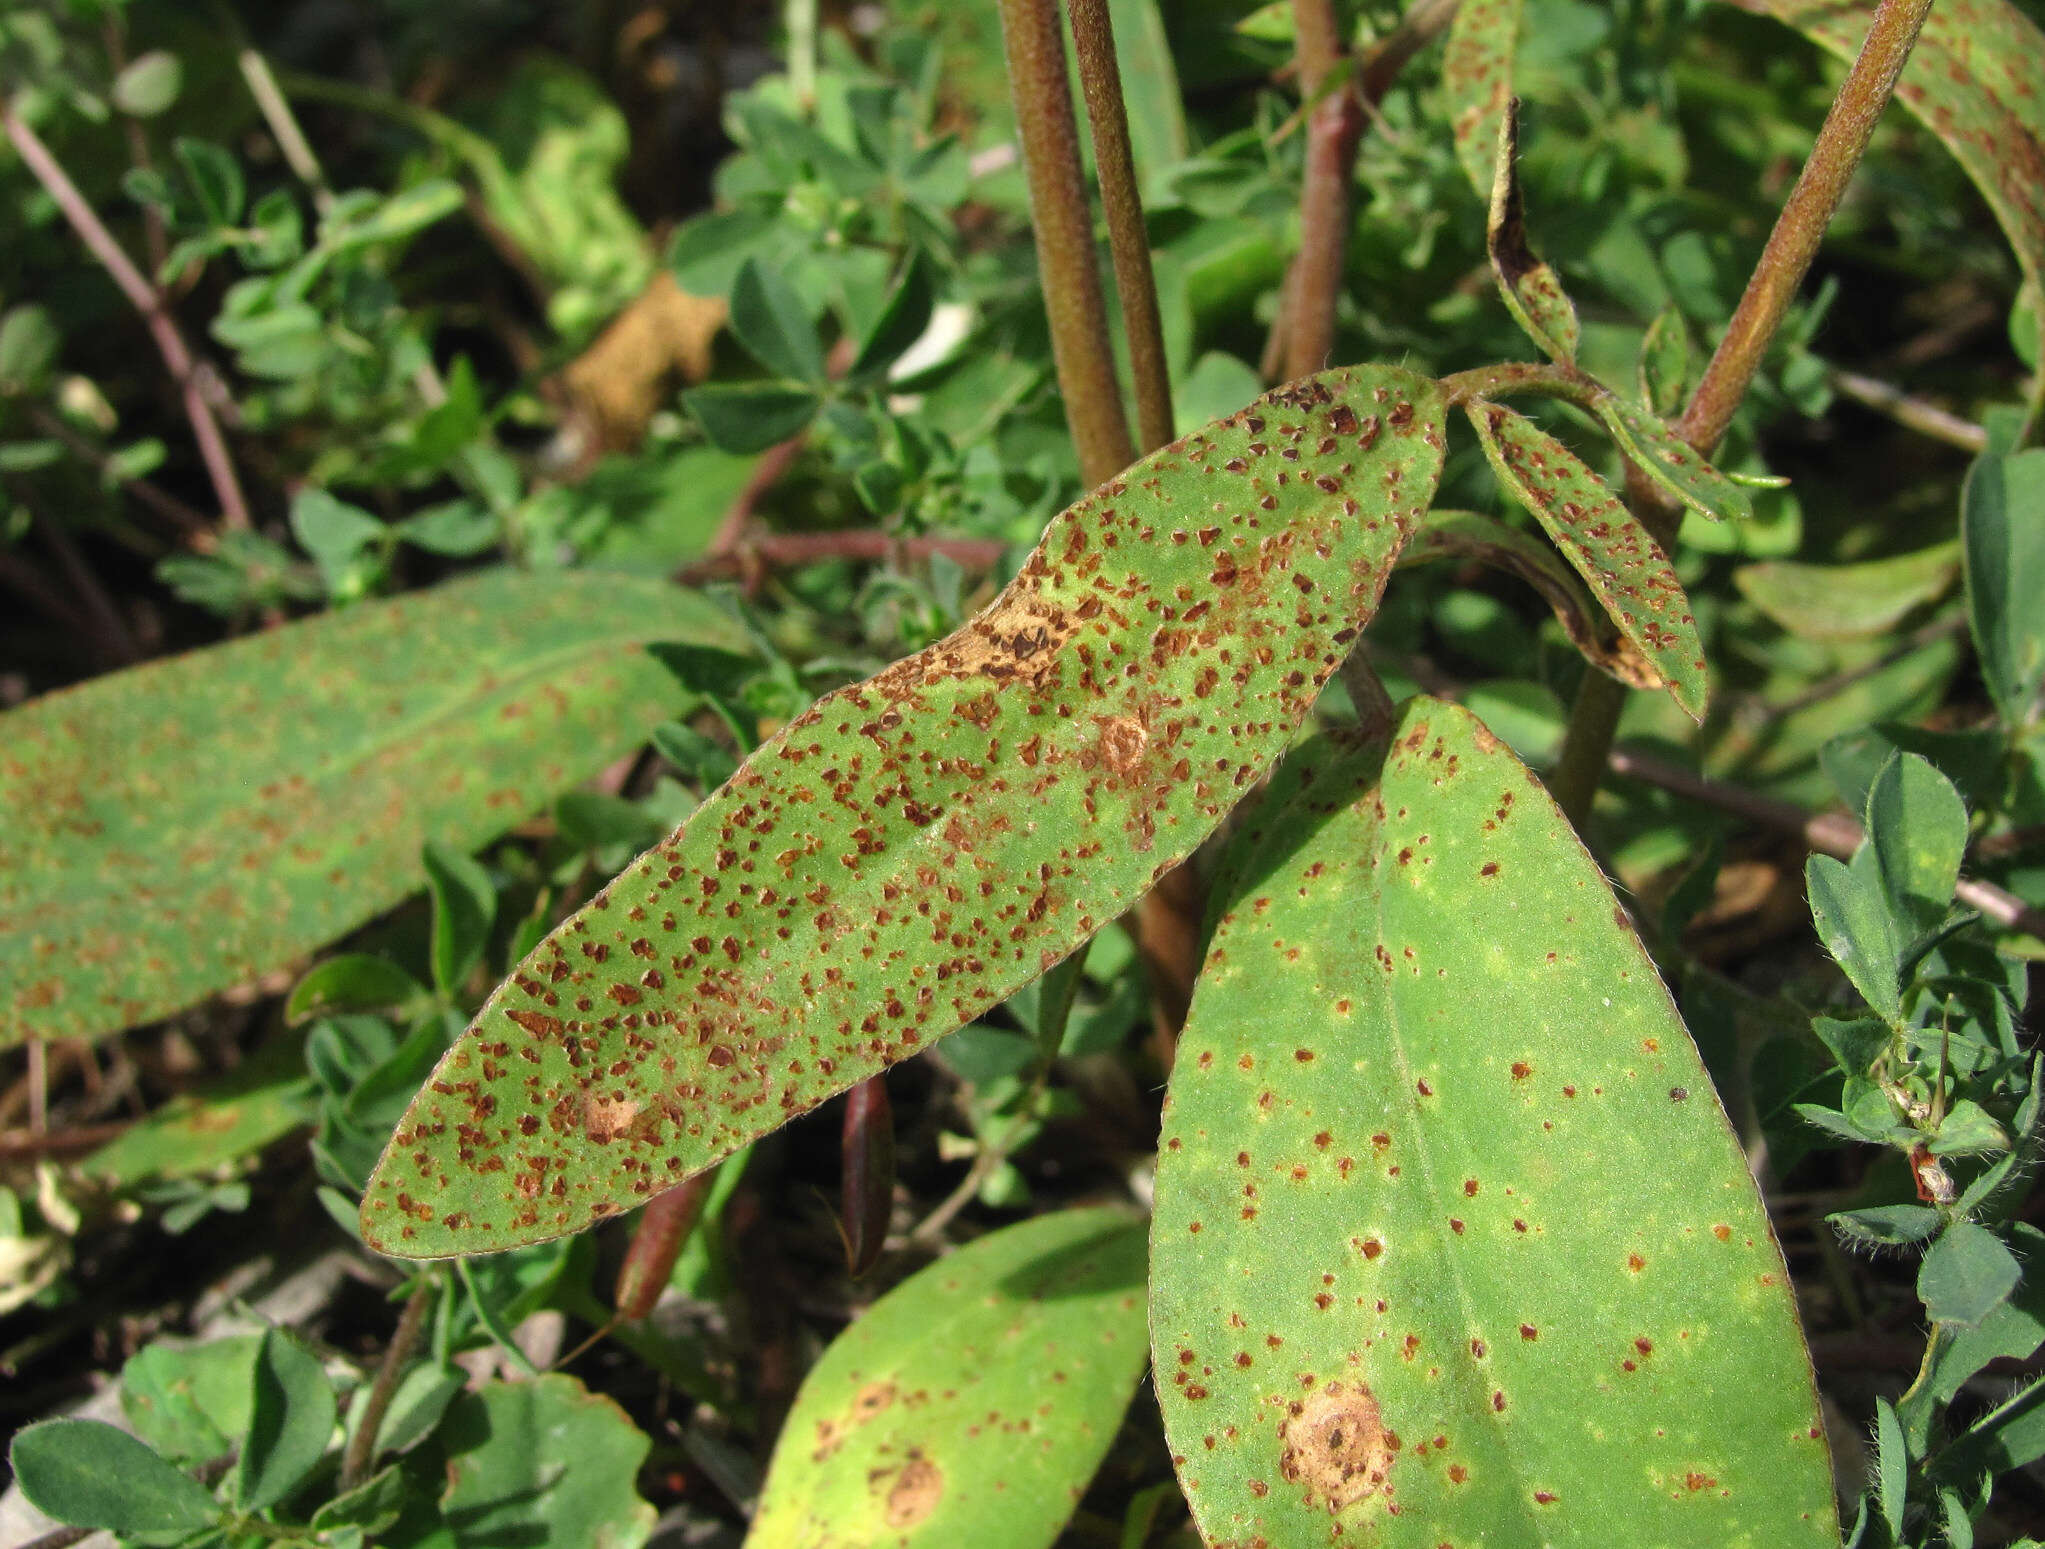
[1279,1381,1394,1514]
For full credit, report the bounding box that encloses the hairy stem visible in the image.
[1284,0,1363,380]
[0,105,251,531]
[341,1275,436,1489]
[1067,0,1174,452]
[996,0,1135,487]
[1679,0,1935,456]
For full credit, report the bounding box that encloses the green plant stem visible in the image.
[1680,0,1934,456]
[1283,0,1362,380]
[340,1274,435,1490]
[1546,0,1932,827]
[0,105,251,531]
[995,0,1135,487]
[1066,0,1174,453]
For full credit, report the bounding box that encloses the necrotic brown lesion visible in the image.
[1279,1380,1393,1514]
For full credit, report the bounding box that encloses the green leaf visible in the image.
[1485,102,1579,364]
[1875,1396,1907,1536]
[288,954,428,1025]
[322,178,465,251]
[1926,1256,2045,1405]
[362,367,1450,1256]
[1829,1204,1943,1247]
[120,1336,260,1465]
[1443,0,1522,197]
[236,1328,339,1512]
[0,303,60,393]
[111,49,182,116]
[1593,393,1755,524]
[1735,542,1961,640]
[1151,700,1836,1547]
[650,721,738,787]
[683,381,820,453]
[730,258,827,383]
[423,841,497,999]
[1730,0,2045,423]
[1961,449,2045,727]
[399,500,500,558]
[748,1209,1147,1549]
[291,488,389,591]
[1637,307,1691,419]
[667,209,779,296]
[1806,853,1905,1024]
[1865,752,1968,933]
[848,252,935,381]
[82,1041,312,1188]
[310,1465,408,1535]
[0,568,740,1044]
[1466,400,1708,719]
[436,1374,655,1549]
[10,1419,222,1534]
[1922,1222,2023,1328]
[174,136,244,227]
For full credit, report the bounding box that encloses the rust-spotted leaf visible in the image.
[1402,510,1671,694]
[1728,0,2045,420]
[1444,0,1522,198]
[1151,701,1836,1548]
[362,368,1450,1256]
[747,1208,1148,1549]
[1595,392,1755,525]
[1486,102,1579,366]
[0,569,739,1047]
[1467,400,1707,719]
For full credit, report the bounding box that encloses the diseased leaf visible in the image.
[1444,0,1523,197]
[1594,392,1755,524]
[0,569,740,1046]
[1735,542,1960,639]
[1402,509,1671,694]
[1486,102,1579,365]
[362,368,1451,1256]
[747,1209,1148,1549]
[1466,400,1708,719]
[1151,701,1836,1548]
[1729,0,2045,418]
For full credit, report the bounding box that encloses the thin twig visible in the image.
[28,406,214,543]
[340,1275,436,1490]
[1606,745,2045,938]
[995,0,1135,487]
[1066,0,1174,452]
[1679,0,1936,456]
[1828,368,1987,453]
[0,105,251,530]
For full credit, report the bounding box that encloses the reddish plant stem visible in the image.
[1679,0,1936,456]
[996,0,1135,487]
[839,1075,895,1278]
[1283,0,1363,381]
[1067,0,1174,453]
[0,105,251,531]
[340,1275,435,1490]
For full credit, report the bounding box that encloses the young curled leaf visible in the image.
[362,367,1450,1257]
[1401,510,1672,694]
[1594,392,1755,524]
[1466,401,1708,719]
[1486,101,1579,367]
